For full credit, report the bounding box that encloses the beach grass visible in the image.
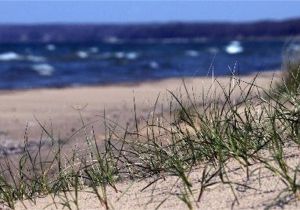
[0,65,300,209]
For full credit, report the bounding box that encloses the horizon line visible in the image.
[0,16,299,26]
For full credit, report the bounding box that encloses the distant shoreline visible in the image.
[0,17,299,43]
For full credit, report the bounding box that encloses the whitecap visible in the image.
[26,55,46,62]
[126,52,138,60]
[115,52,125,59]
[77,51,89,59]
[0,52,22,61]
[149,61,159,69]
[225,41,244,54]
[46,44,56,51]
[32,64,54,76]
[185,50,199,57]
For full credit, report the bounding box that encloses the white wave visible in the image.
[225,41,244,54]
[26,55,46,62]
[126,52,138,60]
[149,61,159,69]
[185,50,199,57]
[32,64,54,76]
[77,51,89,59]
[115,52,125,59]
[46,44,56,51]
[0,52,22,61]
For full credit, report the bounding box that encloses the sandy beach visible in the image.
[14,155,300,210]
[2,70,298,210]
[0,71,280,143]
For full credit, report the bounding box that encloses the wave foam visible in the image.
[0,52,22,61]
[77,51,89,59]
[126,52,138,60]
[32,64,54,76]
[225,41,244,54]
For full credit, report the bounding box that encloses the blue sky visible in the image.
[0,1,299,24]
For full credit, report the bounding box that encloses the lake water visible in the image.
[0,39,294,89]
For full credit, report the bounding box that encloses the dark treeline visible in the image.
[0,18,300,43]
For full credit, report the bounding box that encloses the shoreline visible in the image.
[0,70,282,144]
[0,69,282,95]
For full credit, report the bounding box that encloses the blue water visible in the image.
[0,39,289,89]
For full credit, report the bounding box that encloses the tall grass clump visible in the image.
[120,72,300,208]
[0,120,120,209]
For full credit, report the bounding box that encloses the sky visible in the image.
[0,1,299,24]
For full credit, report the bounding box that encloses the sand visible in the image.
[0,71,280,143]
[2,70,296,210]
[14,149,300,210]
